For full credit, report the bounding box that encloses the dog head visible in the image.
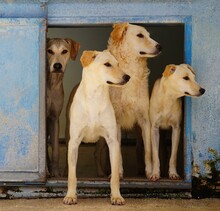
[162,64,205,97]
[47,38,80,74]
[80,50,130,86]
[109,22,161,58]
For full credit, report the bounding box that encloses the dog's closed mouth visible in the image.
[107,81,127,85]
[139,51,147,55]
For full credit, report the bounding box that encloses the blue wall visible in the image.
[0,0,219,176]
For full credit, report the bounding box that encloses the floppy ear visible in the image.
[110,22,129,43]
[80,51,97,68]
[162,64,176,78]
[186,64,195,75]
[64,39,80,60]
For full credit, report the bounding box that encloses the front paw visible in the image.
[111,196,125,205]
[149,172,160,181]
[63,195,77,205]
[169,171,181,180]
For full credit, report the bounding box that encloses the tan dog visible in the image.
[107,23,162,178]
[47,38,80,177]
[63,50,130,205]
[150,64,205,181]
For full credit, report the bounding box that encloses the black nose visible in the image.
[199,88,205,95]
[53,63,62,71]
[156,44,162,52]
[123,74,130,82]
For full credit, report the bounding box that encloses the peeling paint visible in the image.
[0,0,219,185]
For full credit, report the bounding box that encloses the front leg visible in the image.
[150,125,160,181]
[117,125,123,179]
[48,118,60,177]
[106,138,124,205]
[138,117,152,179]
[63,139,80,205]
[169,126,181,180]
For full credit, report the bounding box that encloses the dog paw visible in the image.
[169,172,181,180]
[149,173,160,181]
[111,196,125,205]
[63,195,77,205]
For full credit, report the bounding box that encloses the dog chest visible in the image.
[81,125,107,143]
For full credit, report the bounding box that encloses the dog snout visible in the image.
[123,74,130,82]
[199,88,205,95]
[53,63,62,71]
[156,44,162,52]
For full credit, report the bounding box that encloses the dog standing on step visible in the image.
[149,64,205,181]
[107,23,162,178]
[63,50,130,205]
[46,38,80,177]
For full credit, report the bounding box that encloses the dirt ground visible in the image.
[0,198,219,211]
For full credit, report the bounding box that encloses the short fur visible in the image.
[149,64,205,181]
[108,23,162,178]
[46,38,80,177]
[63,50,130,205]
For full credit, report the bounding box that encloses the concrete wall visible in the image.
[0,0,219,175]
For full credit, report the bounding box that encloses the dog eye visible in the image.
[183,76,190,80]
[47,49,54,55]
[137,33,144,38]
[61,50,68,54]
[104,62,112,67]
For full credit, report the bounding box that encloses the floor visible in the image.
[0,198,219,211]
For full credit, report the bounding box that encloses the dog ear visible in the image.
[64,39,80,60]
[163,64,176,78]
[186,64,195,75]
[110,22,129,43]
[80,51,97,67]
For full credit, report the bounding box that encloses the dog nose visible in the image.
[123,74,130,82]
[53,63,62,71]
[156,44,162,52]
[199,88,205,95]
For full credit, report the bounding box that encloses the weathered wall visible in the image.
[0,0,219,176]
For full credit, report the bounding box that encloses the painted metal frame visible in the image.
[47,15,192,189]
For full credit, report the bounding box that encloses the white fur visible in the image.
[63,50,130,205]
[150,64,205,181]
[108,23,161,178]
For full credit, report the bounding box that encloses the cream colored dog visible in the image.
[63,50,130,205]
[108,23,162,178]
[150,64,205,181]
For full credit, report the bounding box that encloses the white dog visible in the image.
[150,64,205,181]
[108,23,162,178]
[63,50,130,205]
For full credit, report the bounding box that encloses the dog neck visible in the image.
[80,70,110,102]
[47,72,64,89]
[108,43,150,78]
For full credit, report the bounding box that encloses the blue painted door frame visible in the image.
[0,7,192,188]
[48,15,192,188]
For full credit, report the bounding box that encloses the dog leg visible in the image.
[63,139,80,205]
[50,119,60,177]
[117,125,123,179]
[107,138,124,205]
[138,118,152,179]
[169,126,181,180]
[150,125,160,181]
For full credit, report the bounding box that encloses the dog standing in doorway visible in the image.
[150,64,205,181]
[107,23,162,178]
[46,38,80,177]
[63,50,130,205]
